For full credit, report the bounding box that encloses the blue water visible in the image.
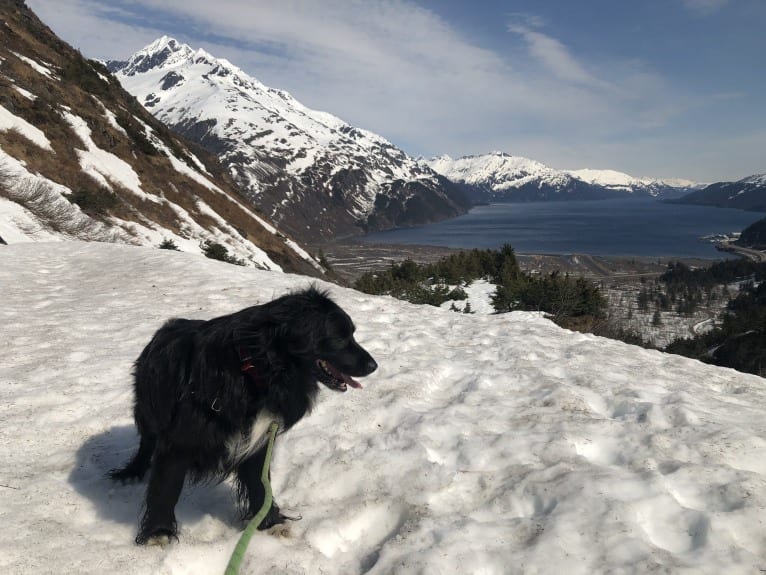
[363,198,764,259]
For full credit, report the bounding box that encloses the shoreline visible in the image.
[320,239,722,284]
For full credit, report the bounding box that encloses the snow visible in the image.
[0,196,59,242]
[566,169,699,191]
[741,174,766,186]
[12,84,36,101]
[567,168,644,188]
[10,51,57,79]
[0,103,53,151]
[134,117,225,195]
[2,241,766,574]
[93,98,128,136]
[113,37,435,219]
[60,110,153,201]
[0,150,121,245]
[130,117,321,271]
[0,107,307,271]
[428,153,699,195]
[428,152,567,190]
[440,278,497,314]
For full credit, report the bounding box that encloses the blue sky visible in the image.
[24,0,766,182]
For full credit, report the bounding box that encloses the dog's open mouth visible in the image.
[315,359,362,392]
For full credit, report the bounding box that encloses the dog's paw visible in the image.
[135,526,178,546]
[144,533,172,547]
[255,505,288,530]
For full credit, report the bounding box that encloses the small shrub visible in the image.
[115,114,158,156]
[201,240,245,265]
[67,188,119,215]
[159,238,180,251]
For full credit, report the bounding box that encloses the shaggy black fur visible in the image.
[109,287,377,545]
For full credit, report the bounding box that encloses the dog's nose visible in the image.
[365,358,378,374]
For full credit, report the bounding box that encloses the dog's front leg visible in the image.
[136,450,189,545]
[236,445,288,530]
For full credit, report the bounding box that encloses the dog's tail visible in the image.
[108,434,156,483]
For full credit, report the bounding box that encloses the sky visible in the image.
[23,0,766,182]
[3,241,766,574]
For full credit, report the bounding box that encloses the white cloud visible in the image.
[507,23,605,89]
[24,0,164,60]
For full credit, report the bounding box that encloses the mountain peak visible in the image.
[110,38,470,243]
[115,36,196,76]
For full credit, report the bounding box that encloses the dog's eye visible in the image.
[328,337,348,350]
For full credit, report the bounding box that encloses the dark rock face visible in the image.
[160,72,185,90]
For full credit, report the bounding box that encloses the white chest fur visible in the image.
[225,411,278,467]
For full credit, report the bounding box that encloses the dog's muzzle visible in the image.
[315,359,366,392]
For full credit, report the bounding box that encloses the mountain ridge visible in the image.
[671,173,766,212]
[427,151,702,203]
[0,3,321,275]
[108,37,470,244]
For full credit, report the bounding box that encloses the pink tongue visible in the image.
[343,374,362,389]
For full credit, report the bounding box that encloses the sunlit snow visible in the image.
[0,103,53,151]
[10,51,57,79]
[2,242,765,574]
[61,110,152,201]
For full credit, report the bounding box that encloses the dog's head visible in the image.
[262,287,378,392]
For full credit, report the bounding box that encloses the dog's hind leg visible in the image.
[108,433,156,482]
[236,445,289,530]
[136,449,190,545]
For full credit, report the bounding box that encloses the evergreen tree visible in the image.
[159,238,179,251]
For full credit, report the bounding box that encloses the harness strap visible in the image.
[237,346,268,388]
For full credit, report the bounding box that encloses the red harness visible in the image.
[237,346,268,389]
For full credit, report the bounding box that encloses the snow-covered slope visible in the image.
[429,152,571,191]
[0,4,321,275]
[675,173,766,212]
[428,152,700,202]
[109,37,469,242]
[2,241,765,574]
[567,168,700,193]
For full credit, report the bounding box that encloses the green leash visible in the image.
[224,421,279,575]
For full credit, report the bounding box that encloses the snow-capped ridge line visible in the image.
[427,152,702,201]
[109,37,469,243]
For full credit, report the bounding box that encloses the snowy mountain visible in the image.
[566,168,700,195]
[3,240,766,574]
[108,37,469,243]
[673,173,766,212]
[0,2,320,275]
[428,152,700,203]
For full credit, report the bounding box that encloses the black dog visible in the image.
[109,287,377,545]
